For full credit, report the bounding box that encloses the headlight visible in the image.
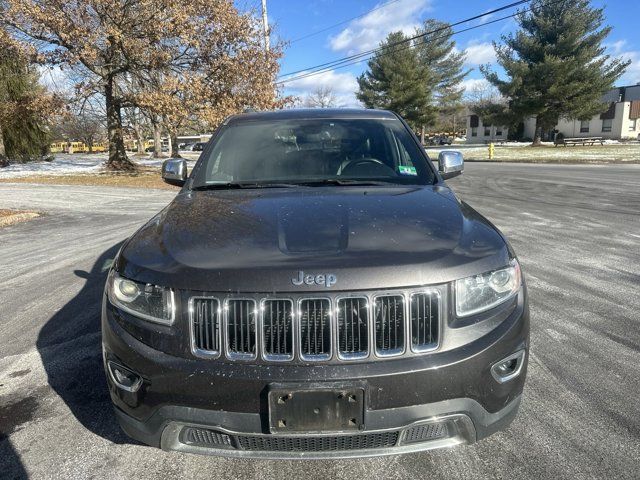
[107,271,175,325]
[455,259,521,317]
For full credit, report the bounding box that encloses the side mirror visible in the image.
[162,159,187,186]
[438,150,464,180]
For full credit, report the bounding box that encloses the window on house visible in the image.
[471,127,477,137]
[496,127,503,136]
[630,119,637,131]
[484,127,491,136]
[580,120,589,133]
[602,119,612,133]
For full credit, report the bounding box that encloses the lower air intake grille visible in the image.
[263,300,293,360]
[403,423,448,444]
[226,299,257,358]
[374,295,405,355]
[236,431,399,452]
[192,298,220,354]
[410,292,439,351]
[299,299,331,359]
[181,427,232,447]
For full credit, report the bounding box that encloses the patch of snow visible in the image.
[0,153,199,178]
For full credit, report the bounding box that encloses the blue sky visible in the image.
[255,0,640,106]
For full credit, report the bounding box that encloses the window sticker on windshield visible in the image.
[398,166,417,176]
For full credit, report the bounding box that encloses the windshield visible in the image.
[191,117,435,188]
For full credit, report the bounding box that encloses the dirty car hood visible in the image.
[117,186,511,292]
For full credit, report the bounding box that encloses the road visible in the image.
[1,163,639,479]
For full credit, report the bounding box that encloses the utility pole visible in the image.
[261,0,270,52]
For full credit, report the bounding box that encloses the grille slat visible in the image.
[337,297,369,358]
[192,298,220,354]
[410,292,439,351]
[263,300,293,360]
[300,299,331,359]
[374,295,405,355]
[227,299,256,358]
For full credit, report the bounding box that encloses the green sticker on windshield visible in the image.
[398,165,417,176]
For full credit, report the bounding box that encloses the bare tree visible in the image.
[304,86,338,108]
[58,112,105,152]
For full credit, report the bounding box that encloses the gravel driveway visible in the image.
[1,163,639,479]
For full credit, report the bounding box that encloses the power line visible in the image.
[278,0,530,82]
[279,12,519,85]
[289,0,402,44]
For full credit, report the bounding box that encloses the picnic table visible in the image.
[554,136,605,147]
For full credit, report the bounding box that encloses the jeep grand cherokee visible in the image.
[102,109,529,459]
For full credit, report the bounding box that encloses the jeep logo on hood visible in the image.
[291,271,337,288]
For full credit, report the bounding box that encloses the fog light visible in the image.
[491,350,525,383]
[107,361,143,392]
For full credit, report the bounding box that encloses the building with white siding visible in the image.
[466,85,640,143]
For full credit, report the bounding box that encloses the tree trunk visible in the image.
[134,126,145,156]
[532,122,543,146]
[420,125,425,145]
[0,125,8,167]
[170,129,180,158]
[153,122,162,158]
[105,76,135,171]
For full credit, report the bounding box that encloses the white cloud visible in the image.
[606,40,640,85]
[460,78,490,93]
[283,69,361,107]
[328,0,432,54]
[38,65,73,93]
[464,41,496,66]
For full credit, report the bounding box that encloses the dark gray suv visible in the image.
[102,109,529,459]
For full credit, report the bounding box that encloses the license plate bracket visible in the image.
[268,386,365,433]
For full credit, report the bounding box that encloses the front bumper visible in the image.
[102,290,529,458]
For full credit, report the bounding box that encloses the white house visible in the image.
[466,109,509,143]
[467,85,640,143]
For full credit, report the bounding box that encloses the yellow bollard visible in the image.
[488,142,495,160]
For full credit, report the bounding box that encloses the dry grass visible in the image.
[0,168,180,190]
[0,209,40,228]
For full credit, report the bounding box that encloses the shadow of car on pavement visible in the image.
[35,242,139,446]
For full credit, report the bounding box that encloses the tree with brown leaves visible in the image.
[2,0,283,170]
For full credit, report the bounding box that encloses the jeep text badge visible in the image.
[291,270,337,288]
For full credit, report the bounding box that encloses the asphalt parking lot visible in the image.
[1,162,639,479]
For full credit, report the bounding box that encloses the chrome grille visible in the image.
[189,288,441,363]
[262,299,293,360]
[337,297,369,359]
[191,298,221,355]
[299,299,331,360]
[410,292,439,352]
[226,299,257,358]
[374,295,405,356]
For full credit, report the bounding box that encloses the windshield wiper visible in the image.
[192,182,299,190]
[295,179,399,187]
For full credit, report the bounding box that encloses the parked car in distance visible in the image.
[103,108,529,459]
[191,142,206,152]
[145,145,169,153]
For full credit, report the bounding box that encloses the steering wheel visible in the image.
[339,158,396,176]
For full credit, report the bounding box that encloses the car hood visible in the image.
[117,186,511,292]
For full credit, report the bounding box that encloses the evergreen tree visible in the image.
[415,20,469,130]
[357,32,435,128]
[482,0,630,144]
[0,29,54,166]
